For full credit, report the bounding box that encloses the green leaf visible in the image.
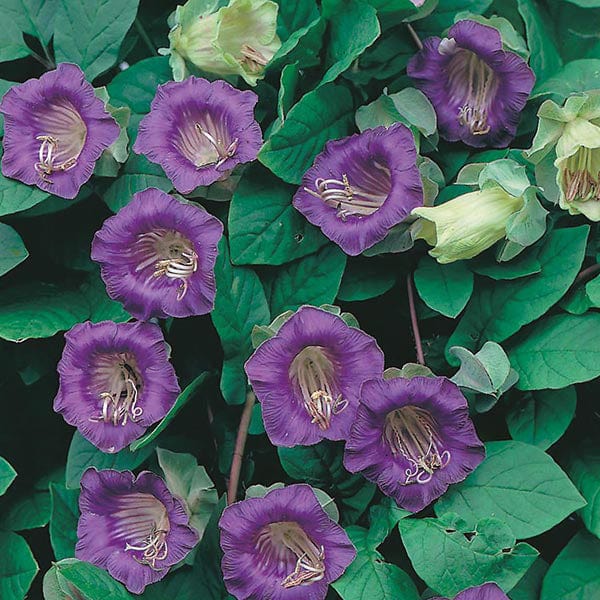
[103,174,172,212]
[0,79,16,135]
[541,531,600,600]
[268,245,347,315]
[49,484,79,560]
[0,531,38,600]
[107,56,172,114]
[472,252,541,280]
[0,18,29,63]
[0,490,51,531]
[0,282,90,343]
[533,59,600,102]
[414,257,473,318]
[320,0,380,86]
[418,0,493,34]
[0,223,28,277]
[355,94,402,132]
[156,448,218,541]
[389,87,437,138]
[509,313,600,390]
[517,0,562,85]
[278,442,375,524]
[399,514,538,596]
[259,83,354,184]
[65,431,155,489]
[0,172,49,218]
[51,558,133,599]
[449,341,517,399]
[566,439,600,539]
[509,558,549,600]
[275,0,319,40]
[228,165,327,265]
[0,456,16,495]
[332,525,420,600]
[211,239,270,405]
[435,441,586,539]
[0,0,56,45]
[130,372,209,452]
[54,0,140,81]
[506,387,577,450]
[447,226,589,360]
[337,257,397,302]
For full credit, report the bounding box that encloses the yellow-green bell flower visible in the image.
[162,0,281,86]
[526,91,600,221]
[412,186,525,263]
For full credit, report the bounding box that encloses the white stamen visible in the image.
[195,123,239,168]
[34,135,79,183]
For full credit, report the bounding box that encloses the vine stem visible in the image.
[407,273,425,366]
[573,263,600,287]
[227,390,256,505]
[135,17,157,56]
[406,23,423,51]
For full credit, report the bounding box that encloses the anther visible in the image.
[194,123,238,167]
[125,524,169,570]
[34,135,79,184]
[240,44,269,72]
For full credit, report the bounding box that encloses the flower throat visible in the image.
[563,147,600,203]
[384,405,451,485]
[289,346,347,430]
[445,47,498,136]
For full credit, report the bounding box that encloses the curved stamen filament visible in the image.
[447,50,496,136]
[241,44,269,73]
[195,123,239,168]
[90,362,142,426]
[290,347,346,430]
[563,148,600,203]
[304,174,384,220]
[136,231,198,301]
[35,135,79,183]
[125,524,169,570]
[384,405,451,485]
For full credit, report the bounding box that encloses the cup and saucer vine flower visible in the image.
[91,188,223,320]
[133,77,263,194]
[54,320,181,454]
[412,159,547,263]
[219,484,355,600]
[244,306,385,447]
[526,90,600,221]
[433,582,509,600]
[163,0,281,85]
[293,123,424,256]
[0,62,120,199]
[76,468,198,594]
[407,20,535,148]
[344,376,485,512]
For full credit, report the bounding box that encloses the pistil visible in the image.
[241,44,269,73]
[384,405,451,485]
[563,147,600,203]
[304,174,385,220]
[125,524,169,570]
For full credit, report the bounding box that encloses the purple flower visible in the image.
[293,124,423,256]
[133,77,262,194]
[0,63,119,199]
[54,321,181,454]
[245,306,384,447]
[76,468,198,594]
[344,376,485,512]
[219,484,355,600]
[433,582,509,600]
[407,20,535,148]
[91,188,223,320]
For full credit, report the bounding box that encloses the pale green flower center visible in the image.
[563,146,600,204]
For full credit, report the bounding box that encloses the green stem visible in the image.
[135,17,157,56]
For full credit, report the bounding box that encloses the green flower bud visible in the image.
[526,91,600,221]
[162,0,281,86]
[412,187,525,264]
